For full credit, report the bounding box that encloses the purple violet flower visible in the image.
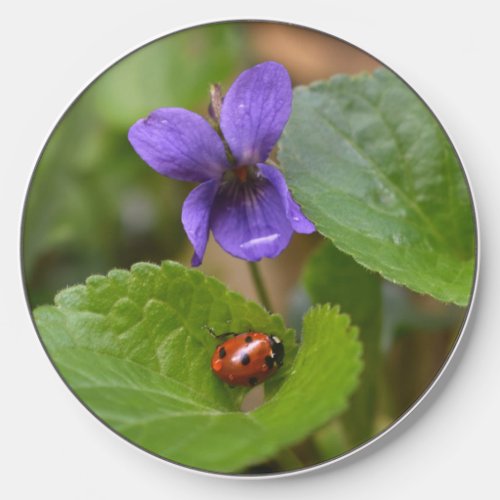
[128,61,315,266]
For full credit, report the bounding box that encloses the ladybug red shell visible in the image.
[210,332,285,387]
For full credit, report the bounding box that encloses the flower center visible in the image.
[221,165,260,192]
[234,166,249,183]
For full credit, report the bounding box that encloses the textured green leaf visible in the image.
[280,68,475,306]
[34,261,362,473]
[304,241,381,445]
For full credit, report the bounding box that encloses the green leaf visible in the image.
[34,261,362,473]
[280,68,475,306]
[304,241,381,444]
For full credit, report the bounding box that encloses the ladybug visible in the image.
[209,330,285,387]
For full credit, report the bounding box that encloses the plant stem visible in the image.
[248,261,273,311]
[273,448,305,472]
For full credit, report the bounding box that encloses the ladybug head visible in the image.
[270,335,285,367]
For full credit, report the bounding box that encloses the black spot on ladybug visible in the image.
[264,355,274,369]
[249,377,258,386]
[219,347,226,359]
[245,335,253,343]
[241,353,250,365]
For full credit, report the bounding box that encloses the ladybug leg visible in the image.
[202,325,236,340]
[203,325,217,338]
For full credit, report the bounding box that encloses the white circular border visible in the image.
[8,3,496,497]
[21,19,480,480]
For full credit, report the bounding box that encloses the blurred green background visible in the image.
[22,21,468,471]
[23,24,246,307]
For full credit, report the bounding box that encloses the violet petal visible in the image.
[181,179,219,266]
[258,164,315,234]
[220,61,292,166]
[210,176,293,262]
[129,108,229,182]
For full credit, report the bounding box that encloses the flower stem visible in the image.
[248,261,273,311]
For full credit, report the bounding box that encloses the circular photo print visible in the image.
[22,21,477,476]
